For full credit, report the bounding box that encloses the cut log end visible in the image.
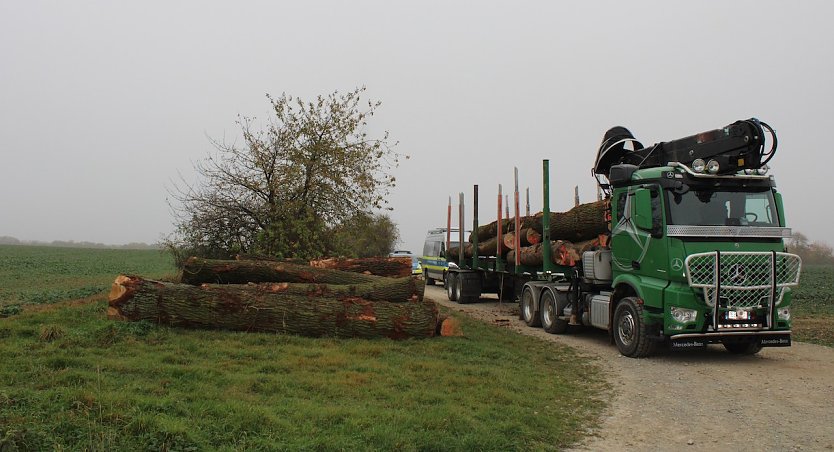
[109,275,134,305]
[439,317,464,337]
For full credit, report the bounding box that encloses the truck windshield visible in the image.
[667,189,779,227]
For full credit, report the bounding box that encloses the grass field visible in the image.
[0,245,176,317]
[788,264,834,347]
[0,246,607,450]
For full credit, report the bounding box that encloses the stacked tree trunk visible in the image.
[448,200,610,267]
[109,257,454,340]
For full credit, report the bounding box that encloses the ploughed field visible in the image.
[0,245,605,450]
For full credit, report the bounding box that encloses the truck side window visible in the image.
[616,192,627,221]
[650,187,663,237]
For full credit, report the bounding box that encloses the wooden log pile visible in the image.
[447,200,610,266]
[109,256,459,340]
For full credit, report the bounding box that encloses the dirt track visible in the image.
[425,286,834,452]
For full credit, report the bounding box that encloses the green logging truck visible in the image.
[443,118,801,357]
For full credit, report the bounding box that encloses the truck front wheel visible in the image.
[521,286,541,327]
[613,297,656,358]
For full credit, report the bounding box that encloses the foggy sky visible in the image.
[1,1,832,254]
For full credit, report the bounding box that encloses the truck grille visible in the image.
[685,252,801,309]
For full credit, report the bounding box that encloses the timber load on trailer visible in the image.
[440,118,802,357]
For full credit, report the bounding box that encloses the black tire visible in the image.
[455,274,470,304]
[723,340,763,355]
[446,273,458,301]
[541,290,569,334]
[613,297,656,358]
[521,286,541,327]
[425,269,436,286]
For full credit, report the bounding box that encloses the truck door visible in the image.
[610,185,669,306]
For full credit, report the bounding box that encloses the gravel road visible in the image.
[425,285,834,452]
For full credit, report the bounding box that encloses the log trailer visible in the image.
[443,118,802,357]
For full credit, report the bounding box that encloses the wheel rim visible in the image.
[542,297,553,328]
[523,293,533,321]
[617,311,636,346]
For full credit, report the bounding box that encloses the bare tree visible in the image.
[169,87,404,260]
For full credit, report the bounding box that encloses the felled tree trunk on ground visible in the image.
[235,254,309,265]
[532,200,609,242]
[259,277,425,303]
[309,257,411,278]
[506,238,601,267]
[109,275,438,340]
[181,257,378,285]
[502,228,542,250]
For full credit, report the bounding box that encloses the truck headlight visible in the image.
[778,307,791,321]
[670,306,698,324]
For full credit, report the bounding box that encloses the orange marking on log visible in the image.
[268,283,290,293]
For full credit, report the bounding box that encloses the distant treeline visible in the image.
[0,236,160,250]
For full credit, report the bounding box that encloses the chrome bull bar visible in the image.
[684,251,801,331]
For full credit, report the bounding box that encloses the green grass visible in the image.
[0,301,606,451]
[0,245,175,316]
[0,245,607,450]
[789,264,834,347]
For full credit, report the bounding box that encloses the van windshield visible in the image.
[667,189,779,227]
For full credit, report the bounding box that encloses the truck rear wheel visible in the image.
[541,290,568,334]
[521,286,541,327]
[446,273,458,301]
[613,297,656,358]
[722,340,762,355]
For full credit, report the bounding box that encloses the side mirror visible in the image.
[632,188,654,231]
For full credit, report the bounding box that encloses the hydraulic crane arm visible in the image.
[594,118,777,178]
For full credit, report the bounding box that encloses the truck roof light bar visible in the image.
[668,162,772,180]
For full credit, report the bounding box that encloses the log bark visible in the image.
[445,243,474,263]
[256,277,424,303]
[469,216,537,243]
[506,238,601,267]
[234,254,308,265]
[109,275,438,340]
[181,257,378,285]
[308,257,411,278]
[532,200,609,242]
[503,228,542,250]
[477,236,511,257]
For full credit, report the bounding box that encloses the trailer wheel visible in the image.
[521,286,541,327]
[446,273,458,301]
[541,290,568,334]
[455,274,474,304]
[613,297,655,358]
[722,340,762,355]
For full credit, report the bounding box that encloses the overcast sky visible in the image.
[1,1,832,253]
